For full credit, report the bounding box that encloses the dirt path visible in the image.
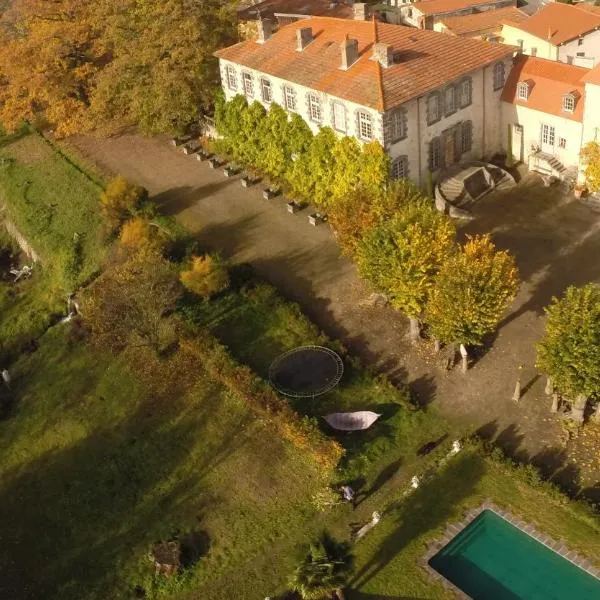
[69,133,600,497]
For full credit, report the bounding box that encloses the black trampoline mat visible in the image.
[269,346,343,397]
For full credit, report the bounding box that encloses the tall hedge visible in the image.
[214,95,389,209]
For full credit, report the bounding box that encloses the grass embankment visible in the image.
[180,279,447,482]
[0,130,108,359]
[0,326,327,600]
[348,446,600,599]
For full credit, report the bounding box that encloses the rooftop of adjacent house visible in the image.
[410,0,515,17]
[501,54,587,121]
[237,0,353,21]
[215,17,514,111]
[438,6,528,36]
[582,61,600,85]
[503,3,600,46]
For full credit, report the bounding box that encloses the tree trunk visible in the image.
[544,376,553,396]
[433,338,441,354]
[459,344,469,373]
[571,393,587,424]
[551,392,559,413]
[408,317,420,344]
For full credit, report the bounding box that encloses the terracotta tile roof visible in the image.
[439,7,528,36]
[501,55,586,122]
[581,62,600,85]
[237,0,353,21]
[504,3,600,46]
[411,0,514,17]
[215,17,514,111]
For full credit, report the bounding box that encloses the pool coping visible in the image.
[421,498,600,599]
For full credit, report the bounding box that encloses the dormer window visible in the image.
[517,81,529,101]
[563,93,576,113]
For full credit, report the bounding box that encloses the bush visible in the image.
[180,254,229,299]
[100,176,148,228]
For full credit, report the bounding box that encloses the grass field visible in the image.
[0,130,107,284]
[347,446,600,599]
[179,279,448,482]
[0,326,329,600]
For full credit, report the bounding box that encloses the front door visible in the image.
[444,130,455,167]
[512,124,524,163]
[541,123,555,154]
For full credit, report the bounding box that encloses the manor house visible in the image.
[215,17,513,188]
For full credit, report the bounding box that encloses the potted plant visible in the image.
[574,184,587,199]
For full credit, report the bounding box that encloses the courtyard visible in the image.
[70,133,600,497]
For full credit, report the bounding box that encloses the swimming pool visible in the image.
[429,509,600,600]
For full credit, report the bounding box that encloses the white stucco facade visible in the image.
[501,103,583,170]
[218,55,512,189]
[502,25,600,68]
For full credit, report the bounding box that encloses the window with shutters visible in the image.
[429,137,441,171]
[226,66,237,91]
[427,92,441,125]
[461,121,472,153]
[459,78,472,108]
[531,47,537,57]
[391,156,409,180]
[260,78,272,103]
[284,86,296,111]
[308,93,322,122]
[358,111,373,141]
[242,72,254,98]
[444,86,456,116]
[493,62,505,91]
[333,102,347,132]
[389,108,407,143]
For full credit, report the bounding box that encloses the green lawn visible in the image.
[179,280,449,482]
[0,326,327,600]
[0,130,107,285]
[346,447,600,599]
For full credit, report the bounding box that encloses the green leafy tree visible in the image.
[286,113,313,157]
[356,199,455,341]
[260,103,290,178]
[330,137,362,204]
[100,176,149,229]
[537,284,600,422]
[238,100,267,165]
[290,533,354,600]
[426,235,519,372]
[580,141,600,193]
[356,141,390,200]
[328,179,423,257]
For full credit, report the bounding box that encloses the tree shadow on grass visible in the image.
[349,452,485,591]
[0,383,254,600]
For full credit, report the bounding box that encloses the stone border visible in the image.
[421,499,600,599]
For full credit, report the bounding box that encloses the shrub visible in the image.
[119,217,160,251]
[100,176,148,228]
[180,254,229,299]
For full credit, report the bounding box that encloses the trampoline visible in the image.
[269,345,344,398]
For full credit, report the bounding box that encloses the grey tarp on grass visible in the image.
[323,411,381,431]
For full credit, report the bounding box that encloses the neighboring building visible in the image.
[387,0,516,30]
[237,0,361,39]
[215,17,514,188]
[434,6,527,41]
[501,3,600,68]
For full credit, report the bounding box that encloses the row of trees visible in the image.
[0,0,237,136]
[537,283,600,423]
[329,183,520,370]
[214,95,390,210]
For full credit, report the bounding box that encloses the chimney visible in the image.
[340,35,359,70]
[296,26,313,51]
[257,19,273,44]
[372,42,393,68]
[353,2,368,20]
